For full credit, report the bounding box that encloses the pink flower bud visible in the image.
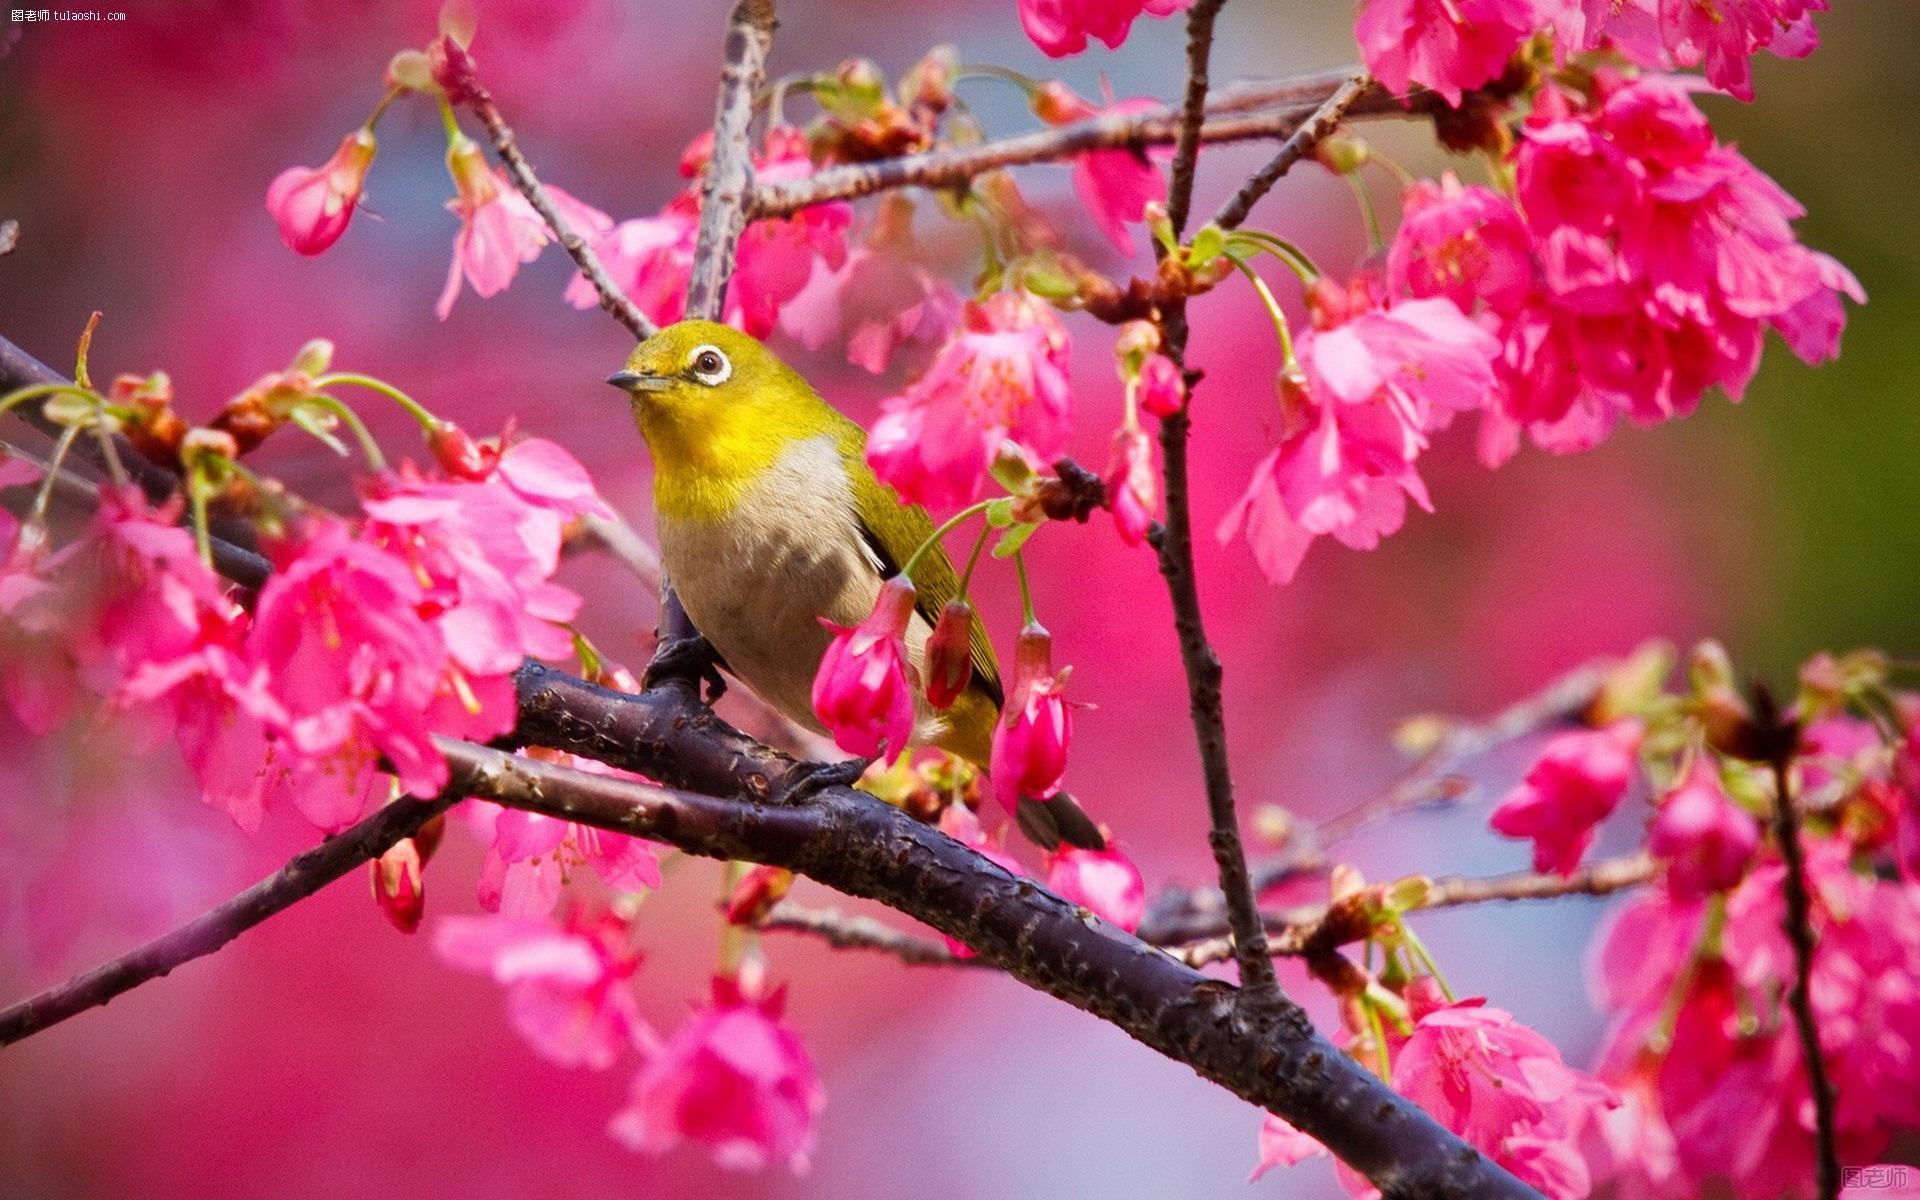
[265,128,377,256]
[370,837,426,933]
[924,598,975,710]
[811,576,918,762]
[1045,842,1144,932]
[990,623,1072,815]
[1647,762,1760,899]
[427,419,501,480]
[1104,425,1157,546]
[1136,352,1184,417]
[724,865,796,926]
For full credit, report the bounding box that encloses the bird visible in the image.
[607,319,1103,851]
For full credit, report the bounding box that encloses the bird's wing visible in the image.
[832,419,1003,709]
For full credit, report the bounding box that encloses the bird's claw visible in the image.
[778,756,872,803]
[642,635,727,704]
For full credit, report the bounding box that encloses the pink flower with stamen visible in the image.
[1354,0,1538,105]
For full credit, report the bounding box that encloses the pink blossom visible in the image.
[249,521,450,830]
[778,199,961,375]
[868,291,1073,508]
[435,908,655,1070]
[1249,1114,1328,1181]
[1045,842,1144,932]
[1018,0,1192,57]
[370,837,427,934]
[1355,0,1538,106]
[1104,424,1157,546]
[1387,173,1534,317]
[265,128,376,256]
[1646,760,1760,899]
[990,623,1073,815]
[1218,288,1498,583]
[565,206,699,326]
[1033,84,1166,255]
[810,575,917,763]
[609,975,826,1173]
[1489,720,1641,875]
[437,134,610,319]
[469,770,663,919]
[1136,351,1185,417]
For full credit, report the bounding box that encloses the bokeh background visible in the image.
[1,2,1915,1197]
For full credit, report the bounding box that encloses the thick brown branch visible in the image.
[0,795,455,1045]
[1212,71,1371,232]
[1146,0,1284,1008]
[1771,754,1841,1198]
[751,69,1403,219]
[435,40,655,341]
[685,0,778,321]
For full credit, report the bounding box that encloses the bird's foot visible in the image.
[642,635,727,704]
[778,756,873,804]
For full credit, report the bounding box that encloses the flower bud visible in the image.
[1136,352,1185,418]
[811,575,919,762]
[1648,762,1760,899]
[901,45,958,112]
[265,129,377,256]
[371,837,426,933]
[427,419,500,480]
[925,598,975,710]
[386,48,435,92]
[724,865,795,926]
[1045,842,1145,932]
[445,133,500,209]
[1314,130,1371,176]
[1031,80,1095,126]
[990,623,1072,816]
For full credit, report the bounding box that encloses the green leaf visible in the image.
[984,497,1017,527]
[991,521,1038,559]
[1185,223,1225,270]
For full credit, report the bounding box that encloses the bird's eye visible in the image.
[687,345,732,386]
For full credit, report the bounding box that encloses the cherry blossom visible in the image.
[609,974,826,1173]
[468,765,663,919]
[1355,0,1538,106]
[265,128,377,256]
[437,134,610,319]
[1646,760,1760,899]
[811,575,918,762]
[1018,0,1192,57]
[868,290,1073,508]
[1488,720,1642,875]
[990,623,1073,816]
[1031,83,1166,255]
[435,907,655,1070]
[1044,842,1144,931]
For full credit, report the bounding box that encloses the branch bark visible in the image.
[1145,0,1285,1008]
[1212,71,1371,232]
[751,68,1402,219]
[1771,754,1841,1199]
[685,0,778,321]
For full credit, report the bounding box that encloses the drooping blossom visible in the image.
[265,128,377,256]
[466,759,663,919]
[609,974,826,1173]
[1136,351,1185,417]
[1388,76,1863,467]
[437,133,611,319]
[1045,842,1145,931]
[1488,720,1642,875]
[811,575,918,762]
[922,598,976,711]
[570,128,850,337]
[868,290,1073,508]
[990,622,1073,815]
[1104,424,1157,546]
[1646,760,1760,899]
[1031,83,1166,255]
[1217,283,1499,584]
[435,907,655,1070]
[1249,1114,1329,1181]
[1589,834,1920,1198]
[1354,0,1538,105]
[370,836,428,934]
[1018,0,1192,57]
[778,196,961,374]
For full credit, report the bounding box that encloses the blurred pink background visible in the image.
[3,1,1915,1197]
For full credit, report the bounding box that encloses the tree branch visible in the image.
[1144,0,1285,1009]
[750,69,1401,219]
[757,902,980,966]
[686,0,778,321]
[1212,70,1371,232]
[434,40,656,341]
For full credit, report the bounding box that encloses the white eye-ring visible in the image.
[687,344,732,386]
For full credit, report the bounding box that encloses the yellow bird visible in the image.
[608,320,1101,850]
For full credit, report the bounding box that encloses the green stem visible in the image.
[900,498,996,578]
[307,394,387,471]
[186,468,215,570]
[366,86,404,131]
[438,97,463,143]
[1230,258,1299,369]
[1228,229,1320,283]
[1367,149,1418,189]
[955,64,1042,99]
[1346,173,1385,253]
[313,373,438,432]
[0,383,101,420]
[1014,548,1036,624]
[28,426,81,529]
[957,523,991,597]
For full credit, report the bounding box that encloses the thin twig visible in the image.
[757,902,984,967]
[1143,0,1285,1008]
[1212,71,1371,231]
[434,39,655,341]
[1171,853,1657,967]
[751,68,1404,219]
[0,796,455,1045]
[1771,754,1841,1199]
[686,0,778,321]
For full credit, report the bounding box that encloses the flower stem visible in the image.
[28,425,80,530]
[1346,173,1385,253]
[1014,548,1036,625]
[313,372,438,432]
[1230,258,1299,369]
[900,498,996,578]
[957,523,991,597]
[307,394,387,471]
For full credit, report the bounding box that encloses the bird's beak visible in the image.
[607,369,671,393]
